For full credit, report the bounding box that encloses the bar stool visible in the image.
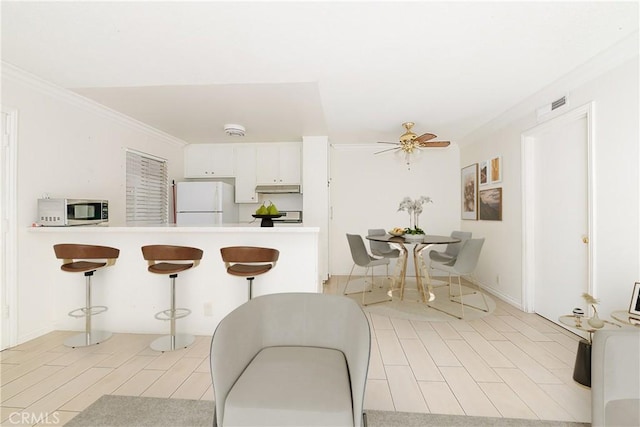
[220,246,279,300]
[141,245,203,352]
[53,243,119,348]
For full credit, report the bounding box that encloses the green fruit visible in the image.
[267,202,279,215]
[256,204,268,215]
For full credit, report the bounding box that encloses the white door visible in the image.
[1,109,17,350]
[1,111,7,350]
[523,103,593,328]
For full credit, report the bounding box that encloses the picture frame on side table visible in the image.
[628,282,640,318]
[461,164,478,220]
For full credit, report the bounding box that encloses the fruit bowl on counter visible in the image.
[253,201,281,227]
[252,214,283,227]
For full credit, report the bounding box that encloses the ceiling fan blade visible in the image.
[414,132,437,143]
[374,147,401,155]
[419,140,450,147]
[377,141,400,145]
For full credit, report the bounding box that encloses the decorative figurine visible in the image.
[582,293,605,329]
[572,307,585,327]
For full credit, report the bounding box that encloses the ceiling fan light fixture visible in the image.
[399,122,417,143]
[224,123,246,137]
[375,122,451,169]
[400,139,418,154]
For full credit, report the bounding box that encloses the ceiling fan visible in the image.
[375,122,450,167]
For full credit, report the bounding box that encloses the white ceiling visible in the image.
[2,1,638,144]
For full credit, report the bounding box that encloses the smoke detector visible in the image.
[224,124,246,137]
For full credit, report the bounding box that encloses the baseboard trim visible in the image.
[17,326,55,347]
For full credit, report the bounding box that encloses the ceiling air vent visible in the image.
[537,95,569,122]
[551,96,567,111]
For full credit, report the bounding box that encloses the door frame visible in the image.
[1,107,18,350]
[521,102,596,313]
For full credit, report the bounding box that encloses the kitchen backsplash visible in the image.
[238,193,303,223]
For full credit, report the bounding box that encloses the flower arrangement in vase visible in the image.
[398,196,432,235]
[582,292,604,329]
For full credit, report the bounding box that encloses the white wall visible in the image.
[330,144,460,275]
[460,49,639,315]
[302,136,330,282]
[459,121,526,306]
[2,64,187,343]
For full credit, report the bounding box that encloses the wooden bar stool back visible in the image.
[141,245,203,352]
[53,243,119,348]
[220,246,279,300]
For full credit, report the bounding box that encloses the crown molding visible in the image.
[1,62,187,147]
[330,143,379,152]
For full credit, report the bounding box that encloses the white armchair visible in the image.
[591,328,640,427]
[210,292,371,427]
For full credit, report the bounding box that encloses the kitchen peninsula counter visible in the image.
[30,223,316,232]
[26,224,320,338]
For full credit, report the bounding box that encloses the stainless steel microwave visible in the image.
[37,198,109,226]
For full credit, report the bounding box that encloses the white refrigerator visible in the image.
[176,182,238,225]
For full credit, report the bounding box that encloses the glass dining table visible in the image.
[365,233,461,303]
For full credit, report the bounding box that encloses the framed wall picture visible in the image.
[490,156,502,184]
[628,282,640,318]
[461,164,478,220]
[479,160,488,186]
[479,187,502,220]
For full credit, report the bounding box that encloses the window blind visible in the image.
[126,150,169,224]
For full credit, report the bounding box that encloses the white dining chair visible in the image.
[427,238,488,319]
[428,230,472,264]
[415,231,470,302]
[367,229,401,260]
[367,228,401,283]
[345,233,392,306]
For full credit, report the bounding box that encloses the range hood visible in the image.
[255,184,301,194]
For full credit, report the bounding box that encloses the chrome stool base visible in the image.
[64,330,112,348]
[150,334,195,352]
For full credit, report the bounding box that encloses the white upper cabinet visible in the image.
[256,143,301,185]
[183,142,301,200]
[184,144,235,178]
[234,145,258,203]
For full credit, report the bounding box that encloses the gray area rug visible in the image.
[65,395,589,426]
[344,278,496,322]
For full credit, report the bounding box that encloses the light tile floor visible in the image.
[326,275,591,424]
[0,276,591,426]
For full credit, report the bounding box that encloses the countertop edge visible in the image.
[27,225,320,233]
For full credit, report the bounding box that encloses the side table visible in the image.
[610,310,640,327]
[558,314,621,387]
